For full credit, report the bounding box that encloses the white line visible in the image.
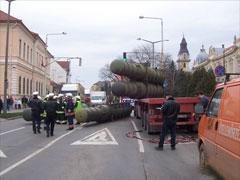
[0,127,25,136]
[0,126,82,177]
[131,120,144,153]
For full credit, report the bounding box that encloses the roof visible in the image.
[57,61,70,71]
[0,10,47,49]
[178,36,189,55]
[0,10,21,22]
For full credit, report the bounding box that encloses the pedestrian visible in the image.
[0,96,3,114]
[197,91,209,111]
[44,93,58,137]
[21,95,28,109]
[65,93,75,130]
[156,94,180,151]
[28,92,43,134]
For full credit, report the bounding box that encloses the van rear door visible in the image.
[203,88,223,167]
[215,84,240,180]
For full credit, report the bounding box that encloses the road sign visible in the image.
[215,65,225,77]
[71,128,118,145]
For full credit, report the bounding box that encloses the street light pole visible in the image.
[3,0,15,114]
[137,38,169,68]
[139,16,164,68]
[44,32,66,96]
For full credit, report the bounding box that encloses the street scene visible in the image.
[0,1,239,180]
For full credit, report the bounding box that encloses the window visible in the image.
[23,78,25,94]
[30,49,33,63]
[27,79,29,95]
[23,42,26,59]
[206,88,223,117]
[27,45,29,61]
[19,39,22,57]
[30,79,32,94]
[183,63,186,68]
[37,52,39,66]
[36,81,38,91]
[18,76,21,94]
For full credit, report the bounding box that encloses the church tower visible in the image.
[177,36,191,71]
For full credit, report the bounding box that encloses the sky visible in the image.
[1,0,239,89]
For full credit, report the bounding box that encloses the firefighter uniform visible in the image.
[56,94,67,124]
[28,92,43,134]
[65,93,75,130]
[44,93,58,137]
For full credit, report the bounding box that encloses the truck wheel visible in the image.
[199,143,208,169]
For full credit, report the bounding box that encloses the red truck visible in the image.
[134,97,201,134]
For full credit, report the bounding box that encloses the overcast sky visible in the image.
[1,0,239,89]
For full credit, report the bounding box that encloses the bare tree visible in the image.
[128,44,152,64]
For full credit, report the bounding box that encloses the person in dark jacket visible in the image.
[28,92,43,134]
[197,91,209,111]
[44,93,58,137]
[56,94,67,124]
[0,96,3,114]
[65,93,75,130]
[156,94,180,151]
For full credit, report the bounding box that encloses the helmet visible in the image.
[66,93,73,97]
[58,94,64,98]
[37,96,42,100]
[48,93,54,97]
[75,95,81,100]
[33,91,39,96]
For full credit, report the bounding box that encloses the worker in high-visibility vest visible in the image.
[56,94,67,124]
[74,96,82,124]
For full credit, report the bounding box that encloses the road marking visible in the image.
[0,150,7,158]
[131,120,144,153]
[0,127,25,136]
[71,128,118,145]
[0,126,83,177]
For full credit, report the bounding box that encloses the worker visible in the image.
[65,93,75,130]
[156,94,180,151]
[197,91,209,111]
[74,95,82,125]
[44,93,58,137]
[28,92,43,134]
[56,94,66,124]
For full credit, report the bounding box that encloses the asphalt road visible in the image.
[0,117,219,180]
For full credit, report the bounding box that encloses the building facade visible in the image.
[0,10,53,99]
[193,36,240,81]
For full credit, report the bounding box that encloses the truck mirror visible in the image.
[195,104,204,114]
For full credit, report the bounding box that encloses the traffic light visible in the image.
[123,52,127,60]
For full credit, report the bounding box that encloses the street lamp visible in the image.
[139,16,165,68]
[44,32,67,95]
[137,38,169,68]
[3,0,15,114]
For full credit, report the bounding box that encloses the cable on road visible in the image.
[126,131,159,144]
[126,131,197,144]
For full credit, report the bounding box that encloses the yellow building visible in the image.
[193,36,240,81]
[0,10,53,99]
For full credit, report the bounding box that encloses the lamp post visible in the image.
[3,0,15,114]
[137,38,169,68]
[44,32,66,96]
[139,16,165,68]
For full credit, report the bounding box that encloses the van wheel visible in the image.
[199,143,208,169]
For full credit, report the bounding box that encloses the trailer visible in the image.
[135,97,200,134]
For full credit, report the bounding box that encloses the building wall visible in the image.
[193,39,240,81]
[0,22,51,99]
[50,61,67,84]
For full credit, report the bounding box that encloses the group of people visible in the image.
[155,91,209,151]
[0,95,29,113]
[28,92,82,137]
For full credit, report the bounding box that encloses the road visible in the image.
[0,117,219,180]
